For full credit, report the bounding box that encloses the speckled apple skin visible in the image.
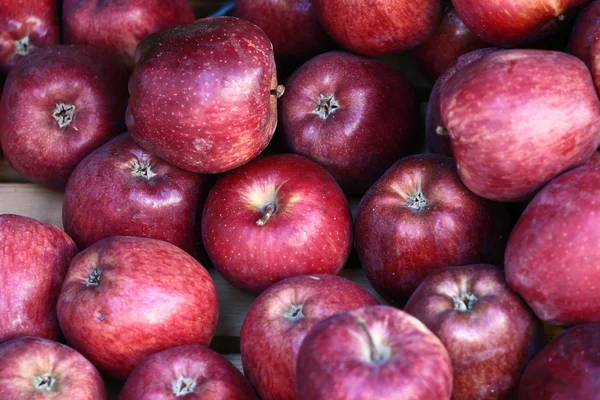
[63,0,195,67]
[57,236,219,380]
[0,337,106,400]
[127,16,279,174]
[440,49,600,202]
[296,305,453,400]
[0,215,78,344]
[240,274,378,400]
[202,154,353,294]
[405,265,543,400]
[569,0,600,67]
[120,345,256,400]
[505,165,600,325]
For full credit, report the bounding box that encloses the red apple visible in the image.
[240,274,378,400]
[452,0,587,46]
[120,344,256,400]
[0,336,106,400]
[505,165,600,325]
[404,264,543,400]
[587,150,600,164]
[569,0,600,66]
[312,0,442,56]
[202,154,352,294]
[355,154,509,305]
[0,0,59,74]
[281,51,418,194]
[296,305,453,399]
[127,16,281,174]
[63,0,195,67]
[519,323,600,399]
[415,5,487,82]
[0,214,77,344]
[235,0,331,62]
[426,47,499,156]
[440,49,600,202]
[57,236,219,380]
[0,45,129,191]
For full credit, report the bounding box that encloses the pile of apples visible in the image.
[1,0,600,399]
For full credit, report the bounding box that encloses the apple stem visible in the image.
[314,94,340,119]
[357,317,390,364]
[172,376,197,397]
[53,103,76,128]
[85,268,103,287]
[436,126,449,136]
[453,292,478,312]
[256,203,277,226]
[15,36,33,56]
[284,304,305,321]
[271,85,286,98]
[132,158,157,180]
[34,373,56,392]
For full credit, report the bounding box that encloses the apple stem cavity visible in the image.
[256,203,277,226]
[314,94,340,119]
[453,292,478,312]
[557,14,566,22]
[85,268,103,287]
[15,36,33,55]
[52,103,76,128]
[357,317,391,364]
[284,304,305,322]
[436,126,449,136]
[406,190,427,212]
[132,158,157,180]
[271,85,286,98]
[34,373,56,392]
[172,376,197,397]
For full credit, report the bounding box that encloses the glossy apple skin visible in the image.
[440,49,600,202]
[235,0,331,62]
[281,51,417,194]
[0,215,78,344]
[0,337,106,400]
[296,305,453,400]
[312,0,442,56]
[569,0,600,66]
[127,17,279,174]
[405,265,543,400]
[63,133,208,256]
[452,0,588,46]
[57,236,219,380]
[415,6,487,82]
[0,0,59,74]
[505,165,600,325]
[202,154,352,294]
[240,274,378,400]
[426,47,499,156]
[0,45,129,190]
[120,345,256,400]
[63,0,195,67]
[355,154,509,305]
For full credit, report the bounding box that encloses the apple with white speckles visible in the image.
[202,154,353,294]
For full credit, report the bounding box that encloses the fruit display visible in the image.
[1,0,599,399]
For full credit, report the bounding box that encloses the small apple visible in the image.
[57,236,219,380]
[569,0,600,66]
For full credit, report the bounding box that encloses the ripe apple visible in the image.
[0,0,59,74]
[569,0,600,66]
[127,16,281,174]
[63,0,195,67]
[296,305,453,400]
[415,5,487,82]
[57,236,219,380]
[426,47,499,156]
[355,154,509,305]
[0,336,106,400]
[0,45,129,191]
[505,165,600,325]
[452,0,587,46]
[202,154,352,294]
[312,0,442,56]
[440,49,600,202]
[120,344,256,400]
[240,274,378,400]
[0,214,78,344]
[404,264,543,400]
[587,150,600,164]
[281,51,418,194]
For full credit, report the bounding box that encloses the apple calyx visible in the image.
[256,203,277,226]
[172,376,197,397]
[34,373,56,392]
[406,190,427,212]
[85,268,103,287]
[272,85,286,98]
[283,304,305,322]
[131,157,157,180]
[357,317,391,364]
[314,94,340,119]
[453,292,478,312]
[15,36,33,56]
[53,103,76,128]
[436,126,449,136]
[557,14,566,22]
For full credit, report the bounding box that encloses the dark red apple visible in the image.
[355,154,509,305]
[587,150,600,164]
[127,16,281,174]
[0,214,77,344]
[57,236,219,380]
[63,0,195,67]
[415,5,487,82]
[0,336,106,400]
[296,305,453,400]
[440,49,600,202]
[281,51,418,193]
[0,0,59,74]
[202,154,352,294]
[312,0,442,56]
[426,47,499,156]
[120,344,256,400]
[505,165,600,325]
[452,0,587,46]
[569,0,600,66]
[0,45,129,190]
[404,264,543,400]
[240,274,378,400]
